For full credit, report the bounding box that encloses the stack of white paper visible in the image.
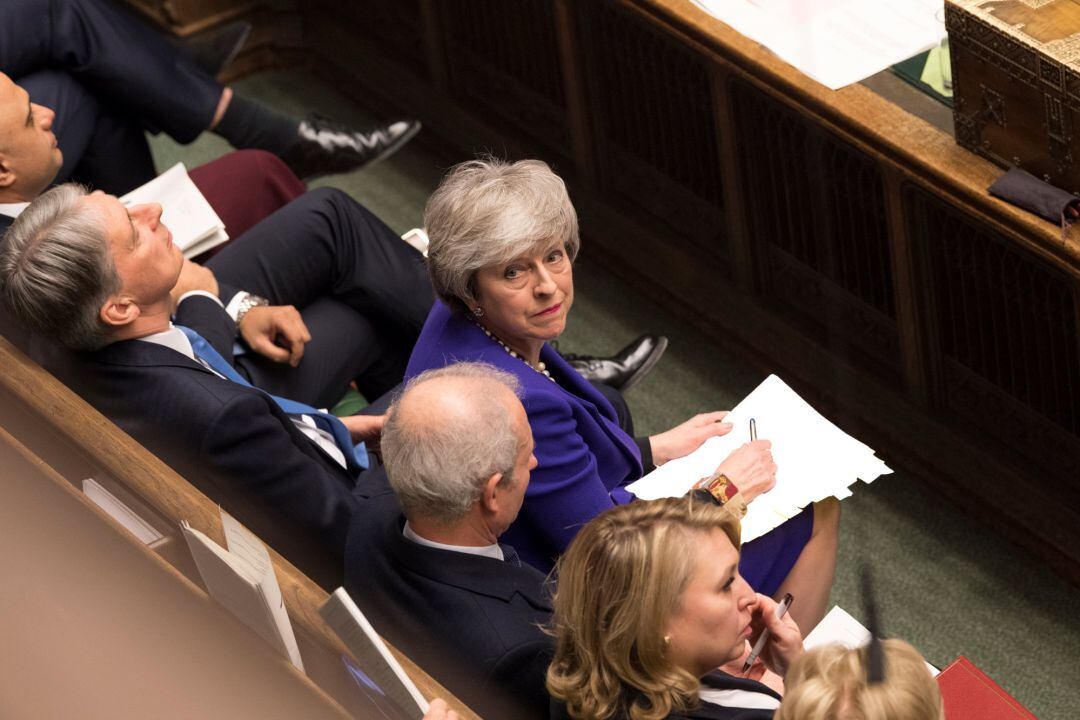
[181,510,304,672]
[626,375,891,542]
[120,162,228,258]
[692,0,946,90]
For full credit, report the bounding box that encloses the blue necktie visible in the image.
[177,325,368,469]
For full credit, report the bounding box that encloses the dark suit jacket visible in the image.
[405,301,643,572]
[344,490,553,720]
[551,672,779,720]
[50,294,360,586]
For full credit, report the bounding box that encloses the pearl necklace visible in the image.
[475,322,556,382]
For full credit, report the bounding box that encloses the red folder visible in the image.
[936,656,1037,719]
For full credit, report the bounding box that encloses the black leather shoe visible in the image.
[170,20,251,77]
[563,335,669,392]
[282,114,421,180]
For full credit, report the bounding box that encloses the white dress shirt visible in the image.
[402,521,505,561]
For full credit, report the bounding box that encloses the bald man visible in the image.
[344,362,552,720]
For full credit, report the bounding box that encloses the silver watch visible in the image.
[235,292,270,326]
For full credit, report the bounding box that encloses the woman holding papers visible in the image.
[548,498,940,720]
[406,158,839,629]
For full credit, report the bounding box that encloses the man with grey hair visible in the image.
[0,181,434,583]
[344,362,552,720]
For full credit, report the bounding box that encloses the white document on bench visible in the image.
[181,509,304,672]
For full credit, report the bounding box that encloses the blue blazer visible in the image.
[406,301,643,571]
[345,489,553,720]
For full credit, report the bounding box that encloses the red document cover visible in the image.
[936,656,1037,719]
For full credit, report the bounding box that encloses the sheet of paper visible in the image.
[806,606,939,677]
[626,375,891,542]
[221,511,304,672]
[119,162,228,258]
[82,478,164,544]
[692,0,946,90]
[181,515,304,672]
[320,588,429,720]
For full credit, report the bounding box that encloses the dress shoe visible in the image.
[282,114,421,180]
[562,335,669,393]
[170,20,252,77]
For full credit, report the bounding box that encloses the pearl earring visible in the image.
[472,306,485,318]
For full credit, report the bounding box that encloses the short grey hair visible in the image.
[383,362,524,524]
[0,183,118,351]
[424,157,580,311]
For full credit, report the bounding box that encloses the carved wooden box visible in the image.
[947,0,1080,192]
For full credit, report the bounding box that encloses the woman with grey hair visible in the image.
[406,158,837,628]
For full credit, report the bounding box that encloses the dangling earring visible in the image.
[472,306,485,318]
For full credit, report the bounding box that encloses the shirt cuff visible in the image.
[223,291,250,321]
[176,290,225,309]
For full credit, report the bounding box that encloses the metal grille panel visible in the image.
[730,77,898,377]
[905,184,1080,481]
[320,0,428,80]
[577,0,725,257]
[441,0,568,157]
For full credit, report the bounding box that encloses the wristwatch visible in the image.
[691,470,748,518]
[234,292,269,326]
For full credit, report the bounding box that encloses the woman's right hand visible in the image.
[714,440,776,503]
[749,593,804,678]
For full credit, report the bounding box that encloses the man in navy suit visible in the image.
[1,0,418,193]
[344,363,553,720]
[0,181,432,585]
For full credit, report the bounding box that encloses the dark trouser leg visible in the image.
[21,69,155,194]
[206,187,434,333]
[235,297,398,408]
[591,380,635,436]
[207,188,434,401]
[1,0,220,142]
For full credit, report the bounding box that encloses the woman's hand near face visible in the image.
[714,440,776,503]
[748,594,804,678]
[649,411,733,466]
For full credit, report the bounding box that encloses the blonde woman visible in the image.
[547,496,805,720]
[776,641,944,720]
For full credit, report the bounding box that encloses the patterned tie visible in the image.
[500,543,524,568]
[176,325,368,469]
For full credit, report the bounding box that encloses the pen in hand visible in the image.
[743,592,793,674]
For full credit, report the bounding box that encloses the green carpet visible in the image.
[149,70,1076,719]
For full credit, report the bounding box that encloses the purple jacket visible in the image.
[406,301,643,571]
